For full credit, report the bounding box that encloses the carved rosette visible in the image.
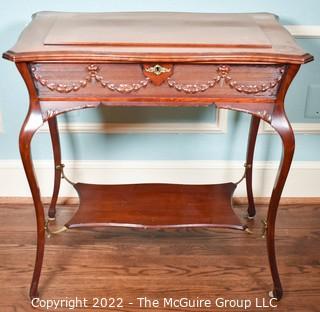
[31,64,285,96]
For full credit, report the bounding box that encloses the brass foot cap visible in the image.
[268,290,274,298]
[246,215,255,220]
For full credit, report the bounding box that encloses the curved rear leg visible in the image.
[245,115,260,218]
[48,116,62,220]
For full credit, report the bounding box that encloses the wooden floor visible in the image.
[0,203,319,311]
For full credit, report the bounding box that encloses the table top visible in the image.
[3,11,312,64]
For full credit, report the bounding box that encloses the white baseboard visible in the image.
[0,160,319,198]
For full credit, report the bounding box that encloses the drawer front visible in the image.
[31,63,285,101]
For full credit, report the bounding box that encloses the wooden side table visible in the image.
[3,11,313,301]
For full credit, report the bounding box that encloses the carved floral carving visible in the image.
[167,65,231,93]
[256,110,272,122]
[218,103,273,123]
[32,64,285,96]
[42,103,99,121]
[93,66,149,93]
[31,66,89,93]
[167,66,285,94]
[31,65,149,94]
[45,109,59,120]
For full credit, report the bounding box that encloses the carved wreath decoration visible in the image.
[31,64,284,95]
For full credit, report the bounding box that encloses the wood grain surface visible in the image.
[0,203,319,311]
[32,63,284,100]
[66,182,243,230]
[3,12,312,64]
[43,13,271,48]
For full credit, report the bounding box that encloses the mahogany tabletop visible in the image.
[3,11,313,64]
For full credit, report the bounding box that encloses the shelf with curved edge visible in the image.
[63,182,246,230]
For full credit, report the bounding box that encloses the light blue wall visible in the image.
[0,1,319,161]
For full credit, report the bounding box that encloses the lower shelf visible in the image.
[65,182,245,230]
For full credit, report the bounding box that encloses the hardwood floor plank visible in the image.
[0,203,319,311]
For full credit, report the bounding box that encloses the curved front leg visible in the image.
[245,115,260,218]
[48,116,62,219]
[265,64,300,301]
[17,62,46,300]
[19,109,44,299]
[266,108,295,301]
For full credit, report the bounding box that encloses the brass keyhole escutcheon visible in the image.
[145,64,171,76]
[154,64,164,75]
[143,63,173,86]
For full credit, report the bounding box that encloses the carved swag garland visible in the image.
[31,64,285,95]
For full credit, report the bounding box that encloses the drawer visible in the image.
[31,63,285,101]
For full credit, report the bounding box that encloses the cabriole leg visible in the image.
[48,116,62,220]
[267,109,295,301]
[245,115,260,219]
[19,109,44,300]
[265,64,300,301]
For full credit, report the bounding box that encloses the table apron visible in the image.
[30,63,286,101]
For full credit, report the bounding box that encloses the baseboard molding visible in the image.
[0,160,319,198]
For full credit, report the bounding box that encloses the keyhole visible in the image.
[154,65,161,74]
